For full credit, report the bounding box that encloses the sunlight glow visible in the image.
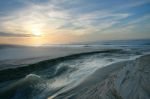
[32,28,42,36]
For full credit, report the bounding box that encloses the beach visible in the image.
[0,0,149,98]
[0,43,149,99]
[54,54,150,99]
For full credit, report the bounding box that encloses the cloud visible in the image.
[0,0,149,43]
[0,32,32,37]
[117,0,150,9]
[58,22,85,30]
[96,15,150,38]
[0,0,140,38]
[0,0,138,33]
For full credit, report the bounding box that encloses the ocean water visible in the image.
[0,39,150,99]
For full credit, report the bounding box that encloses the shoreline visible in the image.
[0,50,149,99]
[53,54,150,99]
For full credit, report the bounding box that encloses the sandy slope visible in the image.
[54,54,150,99]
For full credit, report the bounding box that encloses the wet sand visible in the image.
[54,54,150,99]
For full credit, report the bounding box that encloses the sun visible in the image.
[32,28,42,36]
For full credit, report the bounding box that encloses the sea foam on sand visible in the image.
[54,54,150,99]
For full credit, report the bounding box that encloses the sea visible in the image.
[0,39,150,99]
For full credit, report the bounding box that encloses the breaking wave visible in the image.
[0,49,146,99]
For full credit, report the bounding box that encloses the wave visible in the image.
[0,74,62,99]
[0,49,146,99]
[0,49,122,82]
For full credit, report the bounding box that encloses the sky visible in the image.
[0,0,150,45]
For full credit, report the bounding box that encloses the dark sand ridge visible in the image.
[54,54,150,99]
